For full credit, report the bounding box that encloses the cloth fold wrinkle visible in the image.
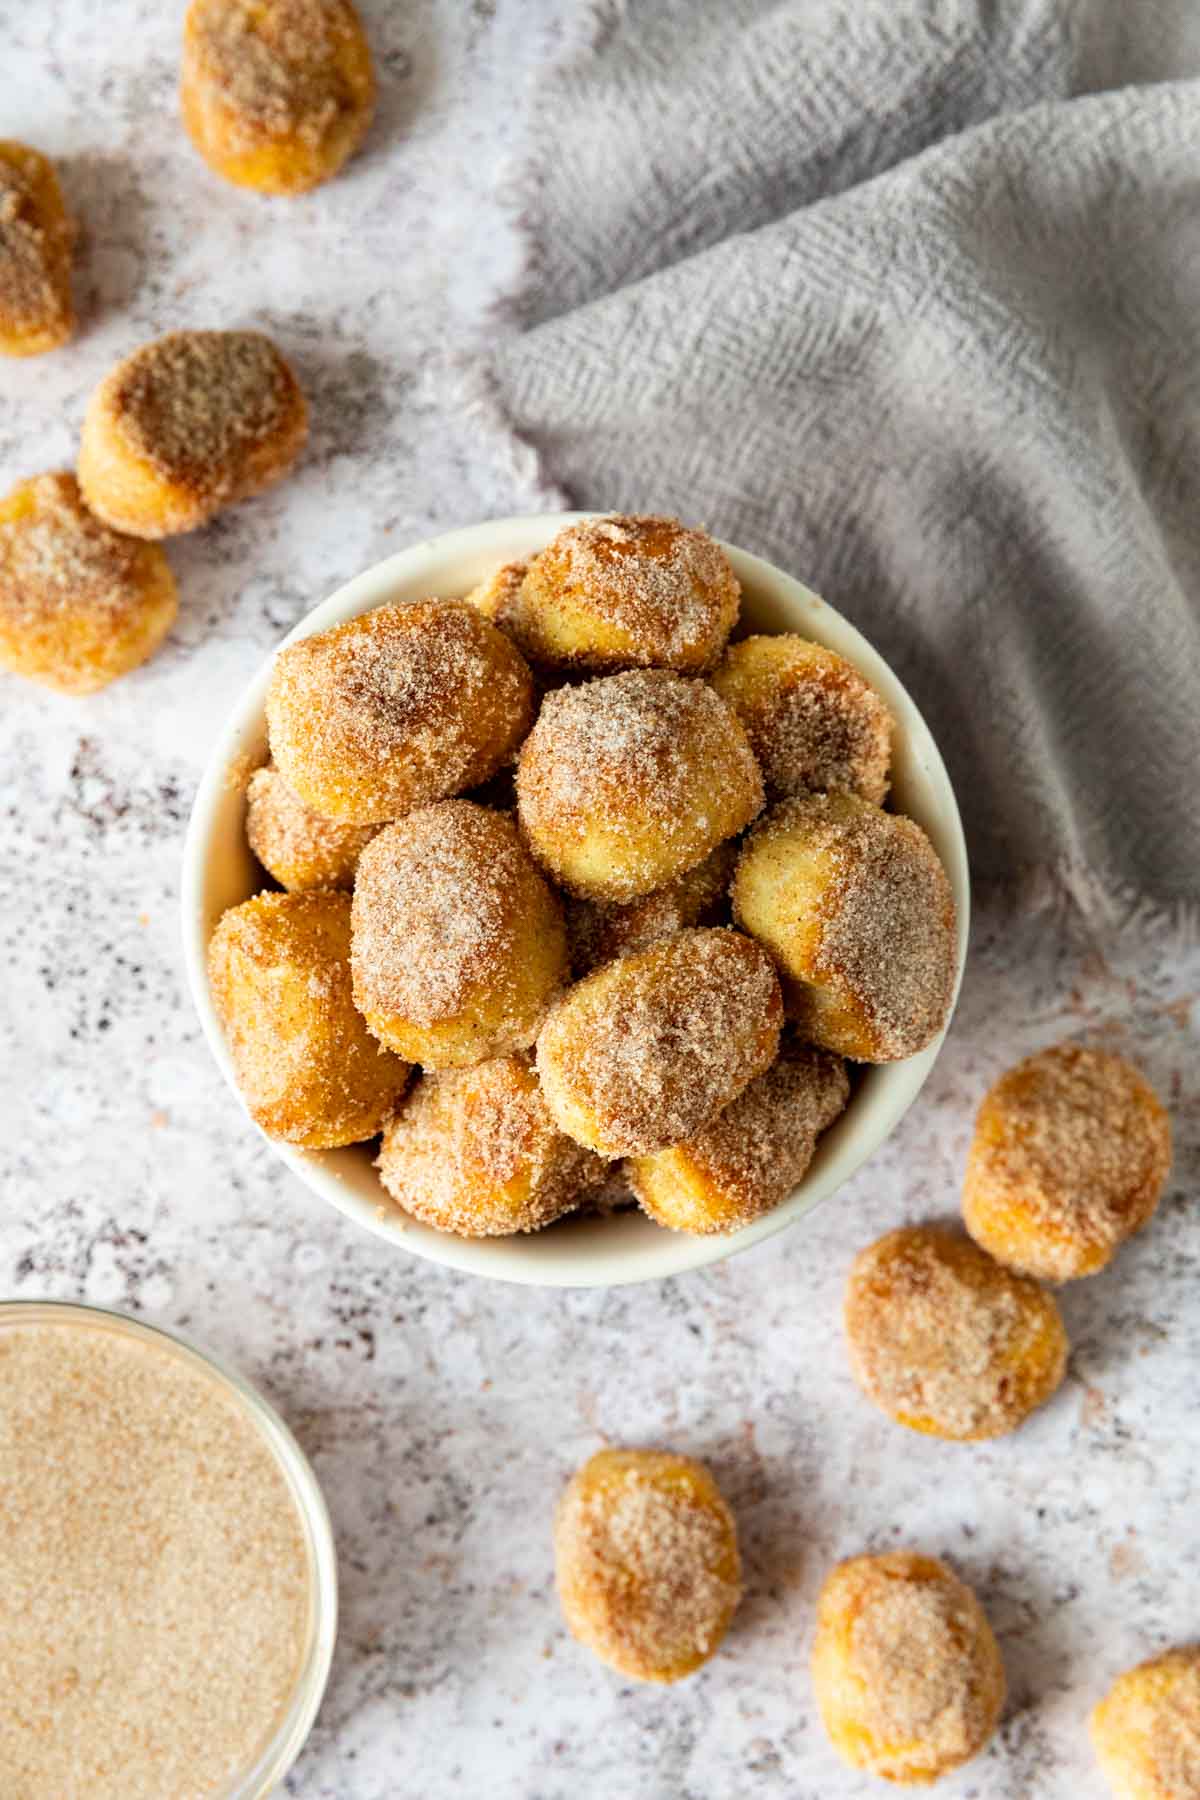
[479,1,1200,922]
[514,0,1074,326]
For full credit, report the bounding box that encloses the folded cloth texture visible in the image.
[480,0,1200,927]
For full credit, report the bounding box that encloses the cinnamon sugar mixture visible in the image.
[973,1044,1170,1257]
[763,674,884,796]
[269,601,530,821]
[556,1459,741,1675]
[246,762,377,889]
[526,514,738,664]
[845,1227,1065,1438]
[726,644,892,802]
[523,671,738,818]
[851,1573,994,1760]
[0,472,142,626]
[516,670,762,899]
[663,1042,849,1225]
[188,0,364,148]
[0,156,67,330]
[537,928,781,1155]
[108,331,298,491]
[352,802,534,1025]
[0,1318,311,1799]
[377,1054,603,1236]
[798,797,956,1057]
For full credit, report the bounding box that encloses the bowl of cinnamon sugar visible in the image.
[0,1301,336,1797]
[183,513,969,1287]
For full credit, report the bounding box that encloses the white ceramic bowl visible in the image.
[182,514,969,1289]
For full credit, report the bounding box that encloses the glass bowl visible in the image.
[0,1299,337,1798]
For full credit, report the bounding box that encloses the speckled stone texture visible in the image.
[0,5,1197,1798]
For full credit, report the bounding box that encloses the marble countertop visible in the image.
[1,4,1197,1797]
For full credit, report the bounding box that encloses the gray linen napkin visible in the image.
[481,0,1200,926]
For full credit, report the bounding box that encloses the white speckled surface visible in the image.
[1,6,1197,1798]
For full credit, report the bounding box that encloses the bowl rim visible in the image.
[0,1298,338,1798]
[181,512,970,1289]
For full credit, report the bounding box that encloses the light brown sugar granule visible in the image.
[0,1320,311,1800]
